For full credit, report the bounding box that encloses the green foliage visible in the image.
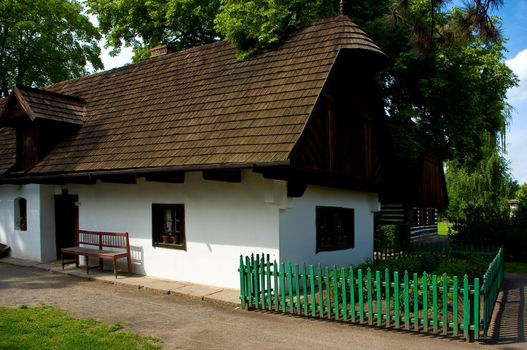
[516,182,527,207]
[0,305,161,349]
[445,137,518,222]
[214,0,337,59]
[375,224,410,249]
[451,204,527,261]
[366,1,517,164]
[505,261,527,274]
[0,0,103,97]
[436,255,488,279]
[87,0,221,62]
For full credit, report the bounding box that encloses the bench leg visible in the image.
[85,256,89,275]
[113,257,117,278]
[61,253,65,270]
[127,256,131,274]
[99,257,104,272]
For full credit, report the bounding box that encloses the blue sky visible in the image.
[97,2,527,183]
[495,1,527,184]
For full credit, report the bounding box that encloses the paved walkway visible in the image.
[0,257,240,305]
[486,272,527,346]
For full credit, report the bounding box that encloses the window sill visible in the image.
[154,242,186,251]
[316,245,354,253]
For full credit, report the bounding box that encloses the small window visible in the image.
[152,204,185,250]
[316,206,354,252]
[14,197,27,231]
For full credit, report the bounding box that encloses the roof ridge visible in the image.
[17,86,86,104]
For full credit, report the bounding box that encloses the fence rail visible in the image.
[239,247,504,341]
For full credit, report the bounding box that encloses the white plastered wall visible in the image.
[0,183,56,261]
[64,171,280,289]
[279,185,379,268]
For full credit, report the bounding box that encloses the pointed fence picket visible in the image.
[239,247,504,341]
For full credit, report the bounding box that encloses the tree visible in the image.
[214,0,337,59]
[445,135,518,222]
[0,0,103,98]
[87,0,221,62]
[516,183,527,206]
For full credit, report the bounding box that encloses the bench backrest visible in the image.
[77,230,130,251]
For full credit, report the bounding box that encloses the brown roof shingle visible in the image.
[0,16,384,177]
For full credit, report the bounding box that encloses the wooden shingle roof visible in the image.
[0,16,384,177]
[0,87,85,127]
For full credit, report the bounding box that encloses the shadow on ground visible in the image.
[487,273,527,347]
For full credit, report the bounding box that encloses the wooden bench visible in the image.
[61,230,131,278]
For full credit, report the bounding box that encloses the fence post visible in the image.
[294,264,301,314]
[317,264,324,318]
[350,267,356,322]
[413,272,419,331]
[453,275,459,336]
[463,275,469,341]
[394,271,399,328]
[280,262,286,312]
[302,263,308,316]
[309,264,316,317]
[273,261,279,311]
[239,255,246,309]
[385,269,390,328]
[404,271,410,330]
[287,262,293,314]
[474,278,480,340]
[260,255,265,309]
[333,266,339,320]
[423,272,428,332]
[442,273,448,335]
[367,268,373,325]
[359,269,364,324]
[432,274,438,333]
[325,266,331,320]
[376,270,382,326]
[341,267,348,322]
[266,254,272,310]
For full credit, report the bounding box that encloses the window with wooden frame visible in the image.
[152,204,185,250]
[14,197,27,231]
[316,206,354,252]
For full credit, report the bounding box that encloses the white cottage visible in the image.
[0,16,389,289]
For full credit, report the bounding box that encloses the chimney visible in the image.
[149,45,172,58]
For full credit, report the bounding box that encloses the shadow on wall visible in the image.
[99,245,144,275]
[130,245,144,275]
[0,243,10,258]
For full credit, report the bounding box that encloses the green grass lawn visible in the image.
[437,221,451,236]
[505,261,527,274]
[0,305,161,350]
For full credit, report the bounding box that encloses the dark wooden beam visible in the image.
[145,172,185,183]
[287,181,307,197]
[98,174,136,184]
[202,169,242,183]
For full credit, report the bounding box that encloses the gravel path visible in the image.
[0,263,525,349]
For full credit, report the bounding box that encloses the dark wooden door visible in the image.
[55,194,79,259]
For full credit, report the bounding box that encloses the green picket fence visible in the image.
[480,247,504,333]
[239,247,504,341]
[374,241,499,261]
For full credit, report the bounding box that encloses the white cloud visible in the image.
[506,48,527,104]
[507,127,527,184]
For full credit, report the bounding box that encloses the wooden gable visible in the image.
[1,87,85,171]
[285,49,388,192]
